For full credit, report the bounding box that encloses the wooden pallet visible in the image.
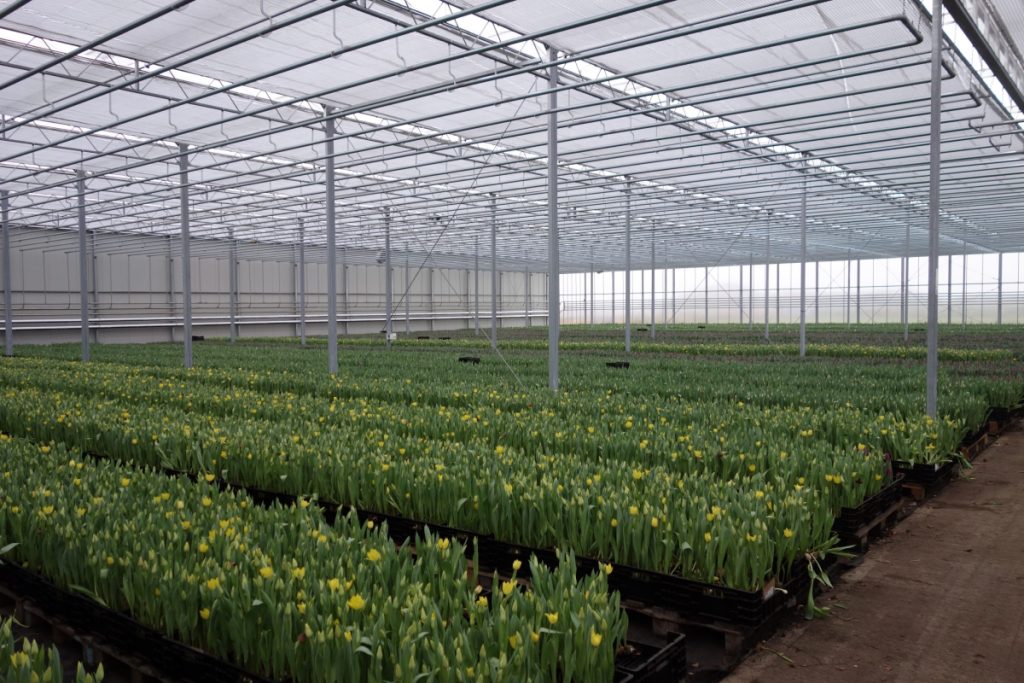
[835,498,905,553]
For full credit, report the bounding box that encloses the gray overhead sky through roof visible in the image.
[0,0,1021,273]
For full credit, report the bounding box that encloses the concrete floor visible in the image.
[726,422,1024,683]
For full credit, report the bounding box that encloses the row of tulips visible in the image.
[3,361,881,589]
[0,355,981,467]
[0,617,103,683]
[0,435,626,682]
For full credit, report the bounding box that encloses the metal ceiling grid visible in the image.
[0,0,1020,276]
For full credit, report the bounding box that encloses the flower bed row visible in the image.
[0,435,627,683]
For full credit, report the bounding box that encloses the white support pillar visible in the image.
[764,225,770,341]
[611,270,615,325]
[671,267,676,325]
[589,263,595,326]
[925,0,941,417]
[525,268,531,328]
[177,150,193,367]
[298,219,306,346]
[704,266,709,325]
[384,207,393,349]
[76,171,91,363]
[663,262,668,325]
[624,179,632,352]
[341,248,349,336]
[856,259,862,325]
[176,148,192,368]
[639,265,644,325]
[228,227,237,343]
[474,236,480,335]
[846,250,851,327]
[775,263,780,325]
[739,260,744,326]
[749,254,754,330]
[325,107,338,375]
[995,252,1003,325]
[799,175,807,358]
[490,194,498,349]
[167,235,174,342]
[89,229,98,344]
[961,248,967,328]
[427,267,434,332]
[650,230,656,339]
[814,261,819,324]
[903,219,910,340]
[405,257,411,335]
[1,190,11,357]
[947,253,953,324]
[546,46,559,391]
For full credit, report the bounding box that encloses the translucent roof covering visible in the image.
[0,0,1021,272]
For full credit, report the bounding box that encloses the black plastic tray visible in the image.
[833,474,905,534]
[0,563,271,683]
[893,459,955,487]
[614,632,686,683]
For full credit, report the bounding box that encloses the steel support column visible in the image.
[298,218,306,346]
[474,236,480,335]
[546,47,559,391]
[76,171,91,362]
[961,248,967,328]
[770,264,778,325]
[671,267,676,325]
[1,190,11,357]
[764,225,770,341]
[903,219,909,339]
[490,194,498,350]
[739,259,744,326]
[525,268,531,328]
[625,179,632,353]
[846,250,851,327]
[325,108,338,374]
[749,254,754,330]
[176,148,191,368]
[947,253,952,324]
[814,261,819,324]
[405,257,411,335]
[925,0,941,417]
[589,264,595,326]
[856,259,861,325]
[995,252,1003,325]
[650,230,656,339]
[799,176,807,358]
[384,207,392,349]
[228,227,237,343]
[705,267,710,326]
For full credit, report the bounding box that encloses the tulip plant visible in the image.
[1,617,103,683]
[0,335,1018,593]
[0,436,626,683]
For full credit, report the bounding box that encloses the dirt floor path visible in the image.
[725,422,1024,683]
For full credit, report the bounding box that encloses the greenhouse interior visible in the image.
[0,0,1022,681]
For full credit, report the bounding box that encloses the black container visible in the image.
[606,361,630,369]
[458,356,481,364]
[614,633,686,683]
[475,535,804,628]
[417,336,430,340]
[893,459,955,487]
[0,564,272,683]
[833,475,904,534]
